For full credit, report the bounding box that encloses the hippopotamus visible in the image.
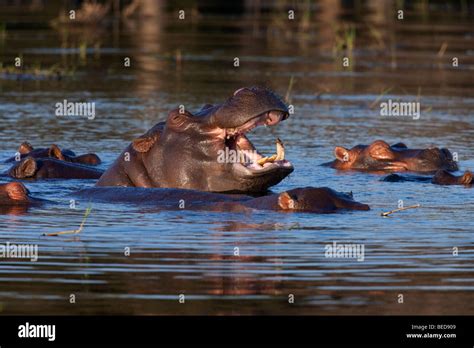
[323,140,458,173]
[96,87,294,192]
[4,142,101,166]
[433,170,472,185]
[6,157,104,180]
[237,187,369,213]
[72,186,370,213]
[0,182,40,205]
[383,170,473,186]
[1,181,369,214]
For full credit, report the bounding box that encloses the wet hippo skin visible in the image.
[6,157,104,180]
[0,182,45,214]
[96,87,294,192]
[1,182,369,213]
[74,186,370,213]
[323,140,458,173]
[432,170,473,185]
[4,142,101,166]
[0,182,38,205]
[383,170,473,186]
[222,187,370,213]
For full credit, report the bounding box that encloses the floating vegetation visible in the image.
[285,75,294,104]
[51,0,111,27]
[0,63,76,81]
[381,204,421,217]
[369,87,394,109]
[333,23,356,57]
[0,22,6,42]
[43,206,92,237]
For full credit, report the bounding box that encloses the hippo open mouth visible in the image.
[222,110,293,177]
[97,86,294,192]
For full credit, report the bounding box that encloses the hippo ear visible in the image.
[334,147,350,162]
[132,137,157,153]
[461,171,473,185]
[278,192,296,210]
[18,142,33,154]
[369,141,395,160]
[15,157,37,178]
[49,144,65,160]
[132,122,164,153]
[5,182,29,201]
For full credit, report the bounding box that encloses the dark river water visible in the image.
[0,1,473,315]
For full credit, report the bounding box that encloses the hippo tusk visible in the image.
[275,138,285,161]
[257,138,285,166]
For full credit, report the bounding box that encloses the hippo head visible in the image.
[276,187,370,212]
[8,157,40,179]
[331,140,458,172]
[0,182,32,205]
[47,144,101,166]
[6,142,101,166]
[432,170,473,186]
[132,87,294,192]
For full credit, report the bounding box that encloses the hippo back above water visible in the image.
[1,182,369,214]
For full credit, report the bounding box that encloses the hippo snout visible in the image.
[420,147,458,171]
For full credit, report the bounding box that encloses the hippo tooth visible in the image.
[257,154,277,166]
[275,137,285,161]
[257,138,285,166]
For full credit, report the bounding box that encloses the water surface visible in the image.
[0,1,473,315]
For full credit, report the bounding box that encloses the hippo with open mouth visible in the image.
[97,87,294,192]
[323,140,458,173]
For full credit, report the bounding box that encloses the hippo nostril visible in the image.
[266,111,285,126]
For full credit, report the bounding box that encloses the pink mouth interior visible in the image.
[223,111,292,171]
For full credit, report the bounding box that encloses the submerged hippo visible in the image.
[324,140,458,173]
[384,170,473,186]
[433,170,472,186]
[6,157,104,180]
[0,182,369,213]
[1,182,369,213]
[4,142,101,166]
[0,182,44,214]
[233,187,370,213]
[97,87,294,192]
[73,186,371,213]
[0,182,39,205]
